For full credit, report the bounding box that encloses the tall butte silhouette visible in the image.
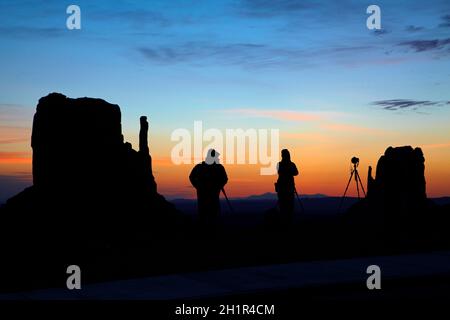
[346,145,433,238]
[0,93,181,289]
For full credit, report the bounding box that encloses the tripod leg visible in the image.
[356,170,366,197]
[294,188,305,215]
[355,170,360,199]
[343,170,354,199]
[338,170,354,213]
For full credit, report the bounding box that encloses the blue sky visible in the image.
[1,0,450,200]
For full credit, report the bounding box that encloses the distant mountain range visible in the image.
[233,192,328,201]
[169,193,450,205]
[169,193,333,202]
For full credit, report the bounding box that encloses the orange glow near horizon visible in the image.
[0,152,31,164]
[152,141,450,199]
[1,139,450,199]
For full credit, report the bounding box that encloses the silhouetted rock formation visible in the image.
[367,146,427,212]
[31,93,123,190]
[347,146,431,237]
[139,116,157,194]
[1,93,179,275]
[28,94,161,206]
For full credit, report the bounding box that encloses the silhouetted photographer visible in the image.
[275,149,299,223]
[189,149,228,225]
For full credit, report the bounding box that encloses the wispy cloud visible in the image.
[281,132,331,142]
[138,41,382,70]
[224,108,383,135]
[439,14,450,28]
[0,124,31,146]
[399,38,450,52]
[320,123,383,134]
[0,152,31,164]
[372,99,450,111]
[236,0,317,18]
[405,25,425,32]
[92,9,171,29]
[0,103,33,122]
[0,26,66,39]
[422,142,450,149]
[0,138,29,145]
[373,29,390,36]
[139,42,269,66]
[223,108,324,122]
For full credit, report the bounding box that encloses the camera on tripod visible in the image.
[338,155,366,213]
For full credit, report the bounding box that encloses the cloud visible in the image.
[281,132,330,143]
[405,25,424,32]
[0,152,31,164]
[223,108,382,135]
[138,41,338,69]
[92,9,171,29]
[223,109,324,122]
[0,26,66,39]
[373,29,390,36]
[138,42,273,66]
[372,99,450,111]
[236,0,317,18]
[439,14,450,28]
[0,104,34,130]
[320,123,383,134]
[0,138,29,145]
[399,38,450,52]
[138,41,380,70]
[422,142,450,149]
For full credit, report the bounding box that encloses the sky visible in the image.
[1,0,450,202]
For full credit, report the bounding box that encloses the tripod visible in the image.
[221,188,235,214]
[294,187,305,215]
[338,159,366,213]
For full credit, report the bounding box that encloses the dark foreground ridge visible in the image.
[0,93,449,295]
[2,250,450,301]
